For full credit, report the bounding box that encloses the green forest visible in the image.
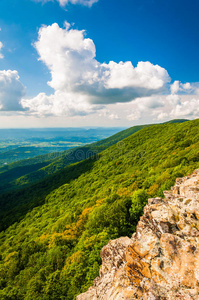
[0,123,152,195]
[0,119,199,300]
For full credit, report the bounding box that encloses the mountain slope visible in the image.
[0,124,150,194]
[0,120,187,195]
[77,169,199,300]
[0,119,198,300]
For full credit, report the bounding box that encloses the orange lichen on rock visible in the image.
[77,169,199,300]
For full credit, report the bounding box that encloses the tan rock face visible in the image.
[77,169,199,300]
[77,237,134,300]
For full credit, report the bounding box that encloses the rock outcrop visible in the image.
[77,170,199,300]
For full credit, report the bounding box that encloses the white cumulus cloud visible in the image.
[127,79,199,122]
[104,61,169,90]
[170,80,198,95]
[170,98,199,118]
[22,91,101,116]
[0,70,26,111]
[23,22,170,116]
[135,94,199,121]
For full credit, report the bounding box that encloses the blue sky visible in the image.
[0,0,199,127]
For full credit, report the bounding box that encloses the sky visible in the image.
[0,0,199,127]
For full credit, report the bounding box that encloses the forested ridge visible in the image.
[0,120,186,195]
[0,119,199,300]
[0,123,153,195]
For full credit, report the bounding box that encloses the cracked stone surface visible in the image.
[77,169,199,300]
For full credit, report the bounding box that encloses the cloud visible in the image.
[34,23,170,99]
[104,61,169,91]
[34,0,98,7]
[164,81,199,119]
[23,22,170,116]
[166,94,181,106]
[136,96,165,111]
[0,42,3,59]
[57,0,98,6]
[156,112,169,120]
[170,98,199,118]
[125,77,199,122]
[108,113,120,120]
[132,94,199,121]
[125,96,165,121]
[127,110,141,121]
[22,91,101,116]
[0,39,26,112]
[98,109,120,120]
[0,70,26,111]
[170,80,199,95]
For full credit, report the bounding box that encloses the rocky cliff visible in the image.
[77,169,199,300]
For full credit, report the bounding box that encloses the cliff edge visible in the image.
[77,169,199,300]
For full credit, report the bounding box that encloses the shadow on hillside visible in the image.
[0,155,98,232]
[0,162,50,194]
